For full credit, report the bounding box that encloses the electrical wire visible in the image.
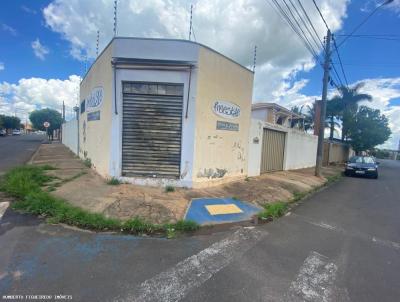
[336,0,394,49]
[268,0,322,65]
[297,0,325,50]
[287,0,322,53]
[282,0,321,56]
[332,35,349,86]
[312,0,330,30]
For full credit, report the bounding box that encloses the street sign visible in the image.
[43,122,50,128]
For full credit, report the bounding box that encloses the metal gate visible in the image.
[122,82,184,178]
[260,128,286,173]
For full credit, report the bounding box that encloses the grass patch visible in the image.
[165,185,175,193]
[0,165,199,237]
[325,173,342,184]
[107,177,121,185]
[292,191,307,203]
[258,201,288,219]
[83,158,92,168]
[0,165,54,197]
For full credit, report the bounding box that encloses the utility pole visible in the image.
[315,29,331,177]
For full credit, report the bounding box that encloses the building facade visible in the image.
[248,103,318,176]
[78,37,254,188]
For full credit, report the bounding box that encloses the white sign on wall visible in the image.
[86,87,104,112]
[213,101,240,119]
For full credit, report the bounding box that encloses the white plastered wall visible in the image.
[247,118,318,176]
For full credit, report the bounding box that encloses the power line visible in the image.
[312,0,329,30]
[310,0,348,89]
[288,0,322,52]
[268,0,322,65]
[337,36,400,42]
[296,0,325,50]
[282,0,321,56]
[332,35,348,86]
[336,0,395,49]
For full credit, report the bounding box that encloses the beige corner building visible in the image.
[78,37,254,188]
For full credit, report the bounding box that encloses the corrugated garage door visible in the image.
[122,82,183,178]
[260,128,286,173]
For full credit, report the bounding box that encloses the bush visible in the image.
[83,158,92,168]
[258,202,288,219]
[107,177,121,185]
[165,185,175,193]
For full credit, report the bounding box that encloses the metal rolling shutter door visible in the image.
[260,129,286,173]
[122,82,183,178]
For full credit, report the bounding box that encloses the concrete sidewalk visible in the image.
[30,143,342,224]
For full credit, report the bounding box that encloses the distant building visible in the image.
[251,102,304,128]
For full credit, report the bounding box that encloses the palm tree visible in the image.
[330,83,372,141]
[290,105,314,131]
[301,103,340,134]
[326,99,342,140]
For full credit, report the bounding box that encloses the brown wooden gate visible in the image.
[260,128,286,173]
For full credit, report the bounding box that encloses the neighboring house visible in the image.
[64,37,254,188]
[248,102,318,176]
[251,102,304,128]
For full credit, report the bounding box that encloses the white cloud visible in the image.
[23,0,397,149]
[31,39,50,60]
[0,62,4,71]
[42,0,349,100]
[0,75,81,121]
[1,24,17,36]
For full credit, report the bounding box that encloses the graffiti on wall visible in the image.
[197,168,228,179]
[233,140,246,162]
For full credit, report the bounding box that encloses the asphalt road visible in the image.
[0,134,45,174]
[0,139,399,301]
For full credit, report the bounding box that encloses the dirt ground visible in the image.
[31,143,342,224]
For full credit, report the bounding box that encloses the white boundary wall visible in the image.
[62,119,78,154]
[284,129,318,170]
[248,119,317,176]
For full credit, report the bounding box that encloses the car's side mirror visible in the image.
[376,161,380,165]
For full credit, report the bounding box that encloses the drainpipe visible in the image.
[112,59,118,115]
[185,65,193,119]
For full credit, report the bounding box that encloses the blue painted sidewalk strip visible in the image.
[184,197,261,225]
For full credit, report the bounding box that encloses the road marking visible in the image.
[291,213,400,251]
[286,251,338,302]
[116,227,265,302]
[0,202,10,220]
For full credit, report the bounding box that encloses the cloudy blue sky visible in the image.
[0,0,399,149]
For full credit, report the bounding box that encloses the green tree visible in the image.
[29,108,62,139]
[347,106,391,154]
[330,83,372,141]
[1,115,21,129]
